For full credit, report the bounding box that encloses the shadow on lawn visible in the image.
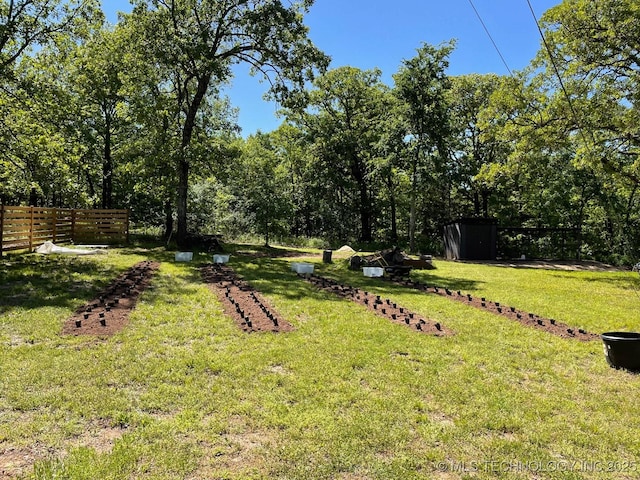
[0,254,123,313]
[550,271,640,291]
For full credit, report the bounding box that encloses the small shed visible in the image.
[443,218,497,260]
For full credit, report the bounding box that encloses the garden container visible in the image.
[213,254,230,264]
[293,263,314,274]
[601,332,640,372]
[363,267,384,277]
[175,252,193,262]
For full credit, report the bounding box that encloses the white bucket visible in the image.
[213,254,230,264]
[363,267,384,277]
[293,262,314,274]
[175,252,193,262]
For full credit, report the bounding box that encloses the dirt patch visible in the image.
[201,264,294,333]
[0,421,127,479]
[388,278,598,341]
[301,274,453,336]
[61,260,159,336]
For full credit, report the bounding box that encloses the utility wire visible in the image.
[525,0,591,148]
[467,0,513,76]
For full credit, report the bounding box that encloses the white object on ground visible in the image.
[335,245,356,253]
[292,262,314,274]
[213,254,230,264]
[363,267,384,277]
[35,241,107,255]
[175,252,193,262]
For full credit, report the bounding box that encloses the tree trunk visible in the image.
[388,172,398,242]
[408,152,419,253]
[102,119,113,209]
[163,200,173,241]
[359,184,372,242]
[176,75,211,246]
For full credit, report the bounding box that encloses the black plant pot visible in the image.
[601,332,640,372]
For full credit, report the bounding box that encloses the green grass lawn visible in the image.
[1,246,639,479]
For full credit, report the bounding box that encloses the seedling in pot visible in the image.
[405,317,410,325]
[578,328,586,334]
[391,314,397,320]
[537,319,544,326]
[497,307,502,313]
[416,323,422,330]
[510,306,516,313]
[567,328,574,335]
[528,313,535,319]
[75,320,82,328]
[550,319,556,325]
[435,323,441,331]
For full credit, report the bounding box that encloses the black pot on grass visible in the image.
[601,332,640,372]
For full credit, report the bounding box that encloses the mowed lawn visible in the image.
[1,246,639,479]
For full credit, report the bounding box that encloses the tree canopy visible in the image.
[2,0,640,264]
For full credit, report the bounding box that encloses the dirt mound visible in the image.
[62,261,159,336]
[201,264,294,333]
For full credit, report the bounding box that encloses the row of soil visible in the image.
[62,260,159,336]
[300,273,453,336]
[201,264,294,333]
[386,277,598,341]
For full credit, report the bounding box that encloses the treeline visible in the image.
[1,0,639,263]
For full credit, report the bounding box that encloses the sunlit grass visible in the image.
[1,247,639,479]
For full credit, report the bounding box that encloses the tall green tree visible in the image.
[393,41,454,252]
[447,73,506,218]
[0,0,100,79]
[293,66,389,242]
[129,0,328,245]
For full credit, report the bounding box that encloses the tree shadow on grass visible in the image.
[0,254,121,314]
[227,257,346,303]
[550,272,640,291]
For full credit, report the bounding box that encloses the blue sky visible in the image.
[102,0,560,135]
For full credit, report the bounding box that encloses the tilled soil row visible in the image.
[201,264,294,333]
[386,278,599,341]
[62,260,160,336]
[300,273,453,336]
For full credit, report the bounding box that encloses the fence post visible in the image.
[126,209,130,244]
[71,209,76,243]
[0,204,4,257]
[28,206,34,252]
[52,208,57,243]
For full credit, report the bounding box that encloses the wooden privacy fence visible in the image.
[0,206,129,255]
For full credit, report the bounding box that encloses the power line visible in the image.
[525,0,598,153]
[467,0,513,76]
